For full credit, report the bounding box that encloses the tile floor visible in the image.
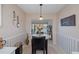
[23,40,58,54]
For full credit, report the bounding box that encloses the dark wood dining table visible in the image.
[32,36,48,54]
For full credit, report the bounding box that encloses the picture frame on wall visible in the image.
[61,15,76,26]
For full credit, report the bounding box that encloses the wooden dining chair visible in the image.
[32,36,46,54]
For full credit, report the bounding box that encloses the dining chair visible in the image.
[32,36,46,54]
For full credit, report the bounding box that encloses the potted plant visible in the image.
[25,34,29,45]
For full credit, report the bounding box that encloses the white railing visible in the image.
[57,34,79,54]
[4,32,26,47]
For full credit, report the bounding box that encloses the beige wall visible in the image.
[56,5,79,53]
[0,4,26,46]
[58,5,79,39]
[25,14,58,45]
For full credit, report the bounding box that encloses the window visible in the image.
[31,24,48,34]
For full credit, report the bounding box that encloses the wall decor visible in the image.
[17,16,20,28]
[13,11,16,21]
[13,10,17,26]
[13,11,20,28]
[61,15,76,26]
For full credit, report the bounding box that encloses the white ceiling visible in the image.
[17,4,66,15]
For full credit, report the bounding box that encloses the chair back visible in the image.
[32,36,45,50]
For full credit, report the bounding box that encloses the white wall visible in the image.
[25,14,58,45]
[0,4,26,47]
[58,4,79,40]
[0,5,1,27]
[57,5,79,53]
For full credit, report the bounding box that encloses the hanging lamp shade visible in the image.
[39,4,43,20]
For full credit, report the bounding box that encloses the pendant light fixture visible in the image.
[40,4,43,20]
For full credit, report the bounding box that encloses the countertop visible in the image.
[0,47,17,54]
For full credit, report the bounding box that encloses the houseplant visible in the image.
[25,34,29,45]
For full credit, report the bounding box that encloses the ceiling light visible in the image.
[39,4,43,20]
[40,16,43,20]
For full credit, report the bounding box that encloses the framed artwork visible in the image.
[13,10,20,28]
[17,16,20,28]
[61,15,76,26]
